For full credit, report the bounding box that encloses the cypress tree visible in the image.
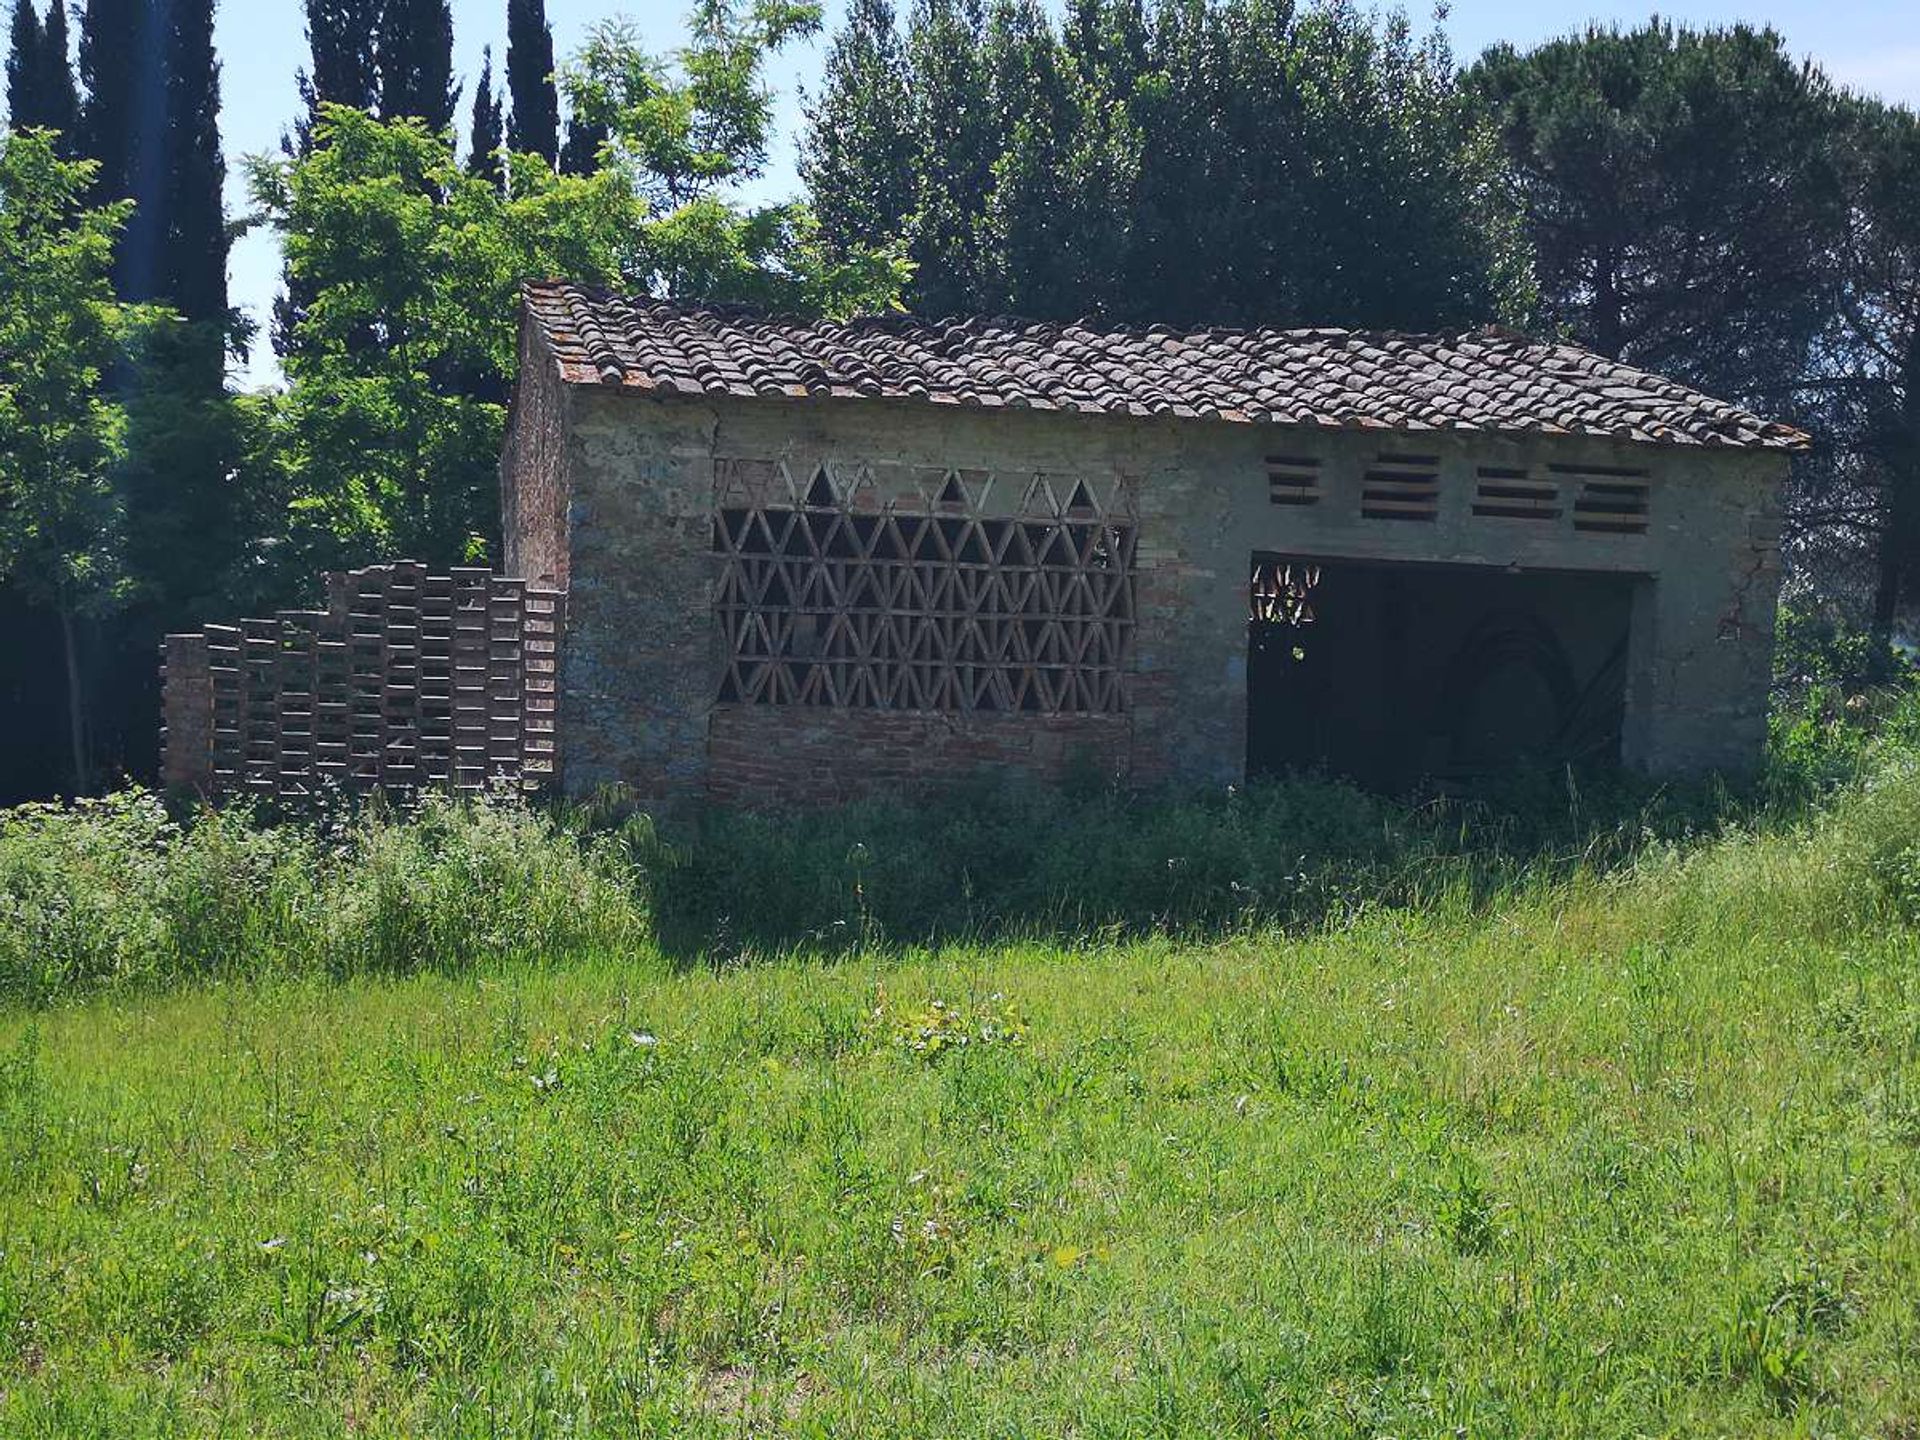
[376,0,457,130]
[160,0,226,337]
[558,111,605,175]
[38,0,75,147]
[294,0,381,148]
[506,0,558,164]
[467,43,504,191]
[78,0,163,302]
[6,0,44,130]
[77,0,137,196]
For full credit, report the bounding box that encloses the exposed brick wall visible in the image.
[160,563,563,798]
[501,318,572,585]
[536,387,1790,808]
[160,633,213,792]
[706,706,1131,808]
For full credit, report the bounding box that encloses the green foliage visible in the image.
[252,7,902,582]
[1469,22,1849,414]
[5,737,1920,1430]
[11,679,1920,1005]
[0,132,142,620]
[247,106,641,574]
[805,0,1532,328]
[558,5,905,310]
[0,788,643,1004]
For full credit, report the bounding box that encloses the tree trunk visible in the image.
[1879,332,1920,650]
[58,604,88,796]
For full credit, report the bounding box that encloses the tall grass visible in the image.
[2,682,1914,1004]
[0,790,644,1003]
[2,684,1917,1434]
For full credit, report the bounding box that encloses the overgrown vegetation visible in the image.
[0,649,1912,1003]
[4,688,1920,1432]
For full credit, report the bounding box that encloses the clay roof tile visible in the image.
[519,282,1811,453]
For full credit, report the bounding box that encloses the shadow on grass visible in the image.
[592,761,1777,967]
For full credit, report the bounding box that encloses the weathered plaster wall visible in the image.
[539,383,1786,808]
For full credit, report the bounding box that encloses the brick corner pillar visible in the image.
[161,632,215,793]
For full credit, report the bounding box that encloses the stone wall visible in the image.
[527,383,1788,809]
[161,563,563,798]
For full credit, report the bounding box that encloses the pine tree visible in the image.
[37,0,75,147]
[377,0,457,130]
[506,0,558,164]
[467,44,504,191]
[6,0,45,130]
[1471,23,1849,407]
[800,0,913,262]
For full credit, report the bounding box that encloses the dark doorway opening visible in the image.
[1247,554,1635,789]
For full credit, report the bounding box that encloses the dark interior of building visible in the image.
[1246,554,1637,789]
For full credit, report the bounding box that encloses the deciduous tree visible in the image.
[805,0,1530,328]
[0,132,149,790]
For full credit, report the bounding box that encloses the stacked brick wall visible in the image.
[161,563,564,797]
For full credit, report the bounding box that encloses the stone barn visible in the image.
[163,282,1808,807]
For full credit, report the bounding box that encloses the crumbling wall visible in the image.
[500,317,573,586]
[161,563,563,798]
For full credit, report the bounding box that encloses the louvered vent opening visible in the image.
[1266,455,1321,506]
[1361,453,1441,521]
[1560,464,1651,534]
[1472,465,1560,521]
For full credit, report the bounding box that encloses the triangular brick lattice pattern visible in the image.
[713,466,1135,714]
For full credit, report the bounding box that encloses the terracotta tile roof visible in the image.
[522,282,1810,452]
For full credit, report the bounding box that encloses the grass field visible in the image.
[3,725,1920,1434]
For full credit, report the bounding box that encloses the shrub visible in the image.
[0,788,645,1004]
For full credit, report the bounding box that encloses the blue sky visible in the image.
[186,0,1920,385]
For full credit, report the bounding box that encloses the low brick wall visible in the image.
[705,705,1132,808]
[162,563,563,798]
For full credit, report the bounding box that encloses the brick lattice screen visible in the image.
[161,563,563,797]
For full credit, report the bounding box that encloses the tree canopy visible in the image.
[0,132,154,788]
[805,0,1533,329]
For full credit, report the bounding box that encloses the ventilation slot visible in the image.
[1361,454,1440,521]
[1266,455,1321,506]
[1559,465,1651,534]
[1472,465,1560,521]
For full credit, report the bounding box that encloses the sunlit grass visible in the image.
[2,754,1919,1435]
